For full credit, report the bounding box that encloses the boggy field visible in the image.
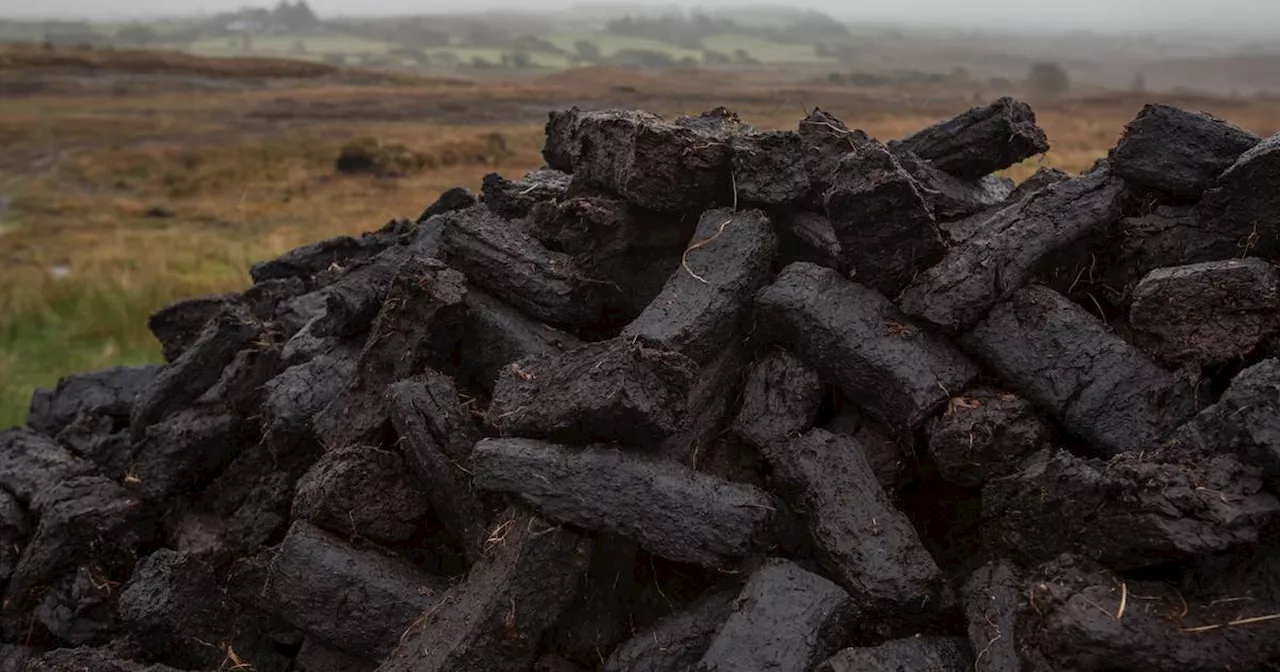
[3,45,1280,426]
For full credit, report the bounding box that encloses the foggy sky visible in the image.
[4,0,1280,37]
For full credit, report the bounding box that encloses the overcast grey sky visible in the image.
[4,0,1280,36]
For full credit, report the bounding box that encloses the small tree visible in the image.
[504,50,532,69]
[1026,61,1070,98]
[575,40,601,62]
[703,50,731,65]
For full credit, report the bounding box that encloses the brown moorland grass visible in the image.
[0,42,340,78]
[3,50,1279,427]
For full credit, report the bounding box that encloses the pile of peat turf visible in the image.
[5,98,1280,672]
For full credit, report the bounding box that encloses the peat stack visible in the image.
[5,98,1280,672]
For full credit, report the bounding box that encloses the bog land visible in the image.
[2,42,1280,426]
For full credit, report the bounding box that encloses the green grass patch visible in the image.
[425,47,571,69]
[137,20,205,37]
[700,33,833,63]
[0,277,166,429]
[526,52,572,69]
[545,32,701,59]
[0,24,45,42]
[546,31,831,64]
[0,220,271,429]
[184,34,396,58]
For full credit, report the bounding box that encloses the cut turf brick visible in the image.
[260,348,358,443]
[767,429,942,620]
[797,108,869,209]
[117,550,250,670]
[898,168,1126,333]
[438,204,603,329]
[291,444,433,546]
[925,388,1053,488]
[729,348,825,452]
[850,419,913,494]
[487,337,698,448]
[457,289,582,394]
[2,476,151,641]
[21,647,183,672]
[888,97,1049,179]
[480,169,571,219]
[969,554,1280,672]
[306,245,415,341]
[1194,133,1280,260]
[0,428,95,505]
[542,108,732,212]
[26,365,158,438]
[1060,204,1239,307]
[203,341,283,420]
[377,508,593,672]
[31,567,122,645]
[894,148,1014,220]
[243,520,449,660]
[129,304,260,441]
[52,412,132,480]
[417,186,476,223]
[1109,103,1261,198]
[823,141,941,297]
[981,448,1279,570]
[654,339,751,466]
[959,561,1025,672]
[525,192,695,325]
[472,438,776,568]
[387,373,490,564]
[622,207,777,364]
[146,295,232,363]
[695,558,854,672]
[312,256,466,450]
[131,408,240,500]
[198,436,325,556]
[523,189,693,257]
[961,285,1198,456]
[248,221,413,285]
[239,276,307,324]
[1007,166,1070,203]
[1172,358,1280,476]
[545,537,639,666]
[729,129,809,205]
[755,262,978,432]
[1129,257,1280,367]
[602,585,737,672]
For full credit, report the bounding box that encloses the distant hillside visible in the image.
[1,2,1276,97]
[1141,54,1280,97]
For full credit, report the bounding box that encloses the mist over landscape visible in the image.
[6,0,1280,665]
[6,0,1280,37]
[3,0,1279,97]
